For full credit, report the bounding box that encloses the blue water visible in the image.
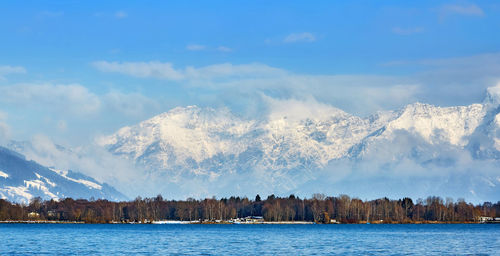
[0,224,499,255]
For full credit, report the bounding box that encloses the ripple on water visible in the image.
[0,224,498,255]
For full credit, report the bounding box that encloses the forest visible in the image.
[0,194,499,224]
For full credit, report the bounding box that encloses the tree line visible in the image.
[0,194,498,224]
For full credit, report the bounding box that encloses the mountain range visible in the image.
[3,89,499,203]
[97,89,500,201]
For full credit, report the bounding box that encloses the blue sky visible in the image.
[1,0,500,145]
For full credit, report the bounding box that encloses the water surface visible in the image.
[1,224,498,255]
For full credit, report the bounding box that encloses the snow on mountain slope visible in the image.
[349,103,487,161]
[386,103,485,146]
[463,87,500,160]
[101,102,491,172]
[104,106,257,173]
[257,107,392,169]
[99,92,500,201]
[0,147,127,203]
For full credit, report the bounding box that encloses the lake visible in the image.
[1,224,499,255]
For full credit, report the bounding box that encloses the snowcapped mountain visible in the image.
[348,103,486,161]
[99,90,500,201]
[102,105,384,173]
[0,147,127,203]
[101,103,495,172]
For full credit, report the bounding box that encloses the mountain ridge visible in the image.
[101,99,498,170]
[0,146,127,203]
[92,90,500,201]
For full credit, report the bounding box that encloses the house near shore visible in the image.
[245,216,264,222]
[28,212,39,218]
[479,217,500,223]
[230,216,264,223]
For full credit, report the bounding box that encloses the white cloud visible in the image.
[0,82,162,123]
[0,82,165,150]
[439,3,484,18]
[485,82,500,105]
[115,10,128,19]
[0,65,26,80]
[93,61,286,81]
[56,120,67,132]
[0,111,7,121]
[184,63,286,80]
[185,45,232,52]
[217,46,233,52]
[104,91,160,117]
[93,61,184,80]
[412,52,500,67]
[92,60,422,115]
[263,96,347,122]
[0,83,101,115]
[0,122,8,142]
[93,52,500,116]
[382,52,500,71]
[37,11,63,18]
[392,27,424,36]
[381,52,500,106]
[186,44,206,51]
[196,74,419,116]
[0,111,10,144]
[109,48,121,54]
[284,32,316,43]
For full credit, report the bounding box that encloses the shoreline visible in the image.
[0,220,85,224]
[0,220,487,225]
